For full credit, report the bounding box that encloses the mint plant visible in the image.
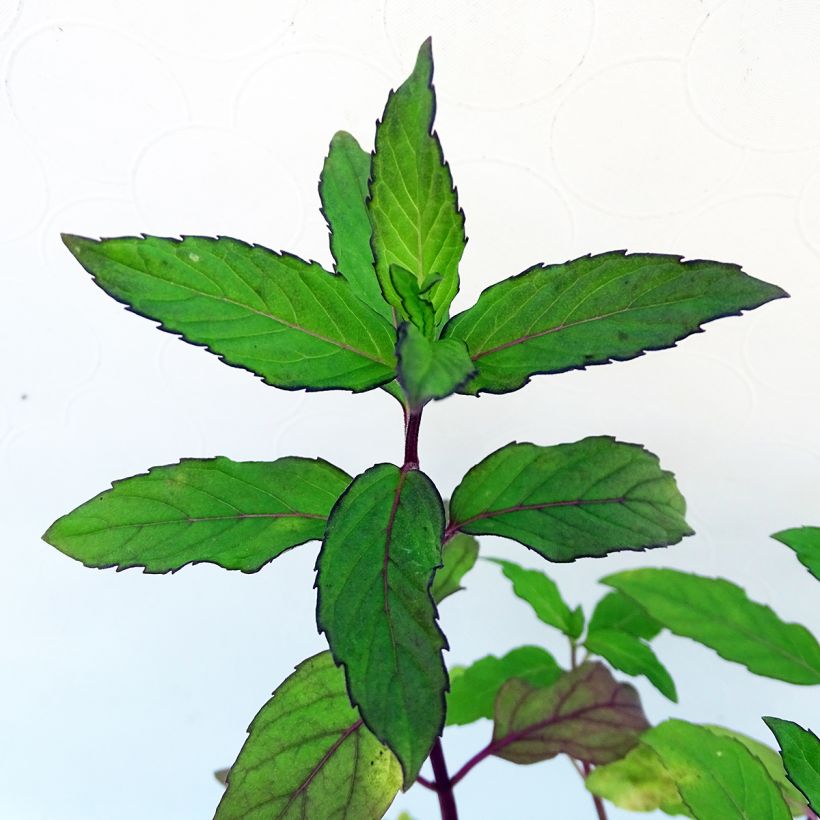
[43,39,817,819]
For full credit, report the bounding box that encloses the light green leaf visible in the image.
[316,464,446,786]
[584,629,677,701]
[389,265,437,336]
[43,457,349,573]
[446,646,562,726]
[589,591,662,641]
[771,527,820,582]
[215,652,401,819]
[492,662,649,765]
[396,323,476,407]
[486,558,578,638]
[432,532,479,603]
[603,569,820,685]
[449,436,691,562]
[369,38,466,326]
[62,234,397,392]
[442,251,787,395]
[641,720,791,820]
[765,717,820,813]
[319,130,391,320]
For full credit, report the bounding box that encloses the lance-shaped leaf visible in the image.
[316,463,446,786]
[589,591,662,641]
[448,437,691,562]
[43,457,349,573]
[764,717,820,813]
[446,646,562,726]
[396,323,476,407]
[771,527,820,582]
[432,532,479,603]
[215,652,402,819]
[319,131,391,321]
[442,251,787,395]
[603,569,820,685]
[368,38,466,326]
[62,234,397,392]
[584,629,677,701]
[487,558,581,639]
[490,662,649,765]
[641,720,791,820]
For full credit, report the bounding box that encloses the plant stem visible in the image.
[404,407,422,469]
[582,761,609,820]
[429,738,459,820]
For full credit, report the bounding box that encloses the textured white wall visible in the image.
[2,1,819,818]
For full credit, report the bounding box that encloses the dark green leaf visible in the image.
[604,569,820,685]
[584,629,677,701]
[765,717,820,813]
[771,527,820,582]
[396,323,476,407]
[62,234,396,392]
[589,591,662,641]
[316,464,446,786]
[319,131,391,320]
[491,662,649,765]
[446,646,562,726]
[389,265,437,336]
[43,457,349,573]
[432,532,479,603]
[486,558,578,638]
[442,251,787,395]
[641,720,791,820]
[215,652,401,819]
[449,436,691,562]
[368,38,466,326]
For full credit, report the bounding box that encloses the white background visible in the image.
[2,1,820,818]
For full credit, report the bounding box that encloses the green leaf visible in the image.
[765,717,820,813]
[641,720,791,820]
[368,38,466,326]
[772,527,820,582]
[584,629,677,701]
[432,532,479,603]
[446,646,562,726]
[589,591,662,641]
[486,558,578,638]
[389,265,437,336]
[319,131,391,320]
[215,652,401,819]
[603,569,820,685]
[62,234,397,392]
[449,436,691,562]
[316,464,446,786]
[43,457,349,573]
[442,251,787,395]
[491,662,649,765]
[396,323,476,407]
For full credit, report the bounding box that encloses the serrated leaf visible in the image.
[584,629,677,701]
[491,662,649,765]
[43,457,349,573]
[316,464,446,786]
[319,130,391,321]
[389,265,437,336]
[446,646,562,727]
[215,652,401,819]
[771,527,820,582]
[62,234,397,392]
[765,717,820,813]
[486,558,578,638]
[396,323,476,407]
[449,436,691,562]
[641,720,791,820]
[369,38,466,326]
[442,251,787,395]
[432,532,479,603]
[589,591,662,641]
[603,569,820,685]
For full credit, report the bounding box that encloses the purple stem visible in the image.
[429,738,459,820]
[404,407,422,470]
